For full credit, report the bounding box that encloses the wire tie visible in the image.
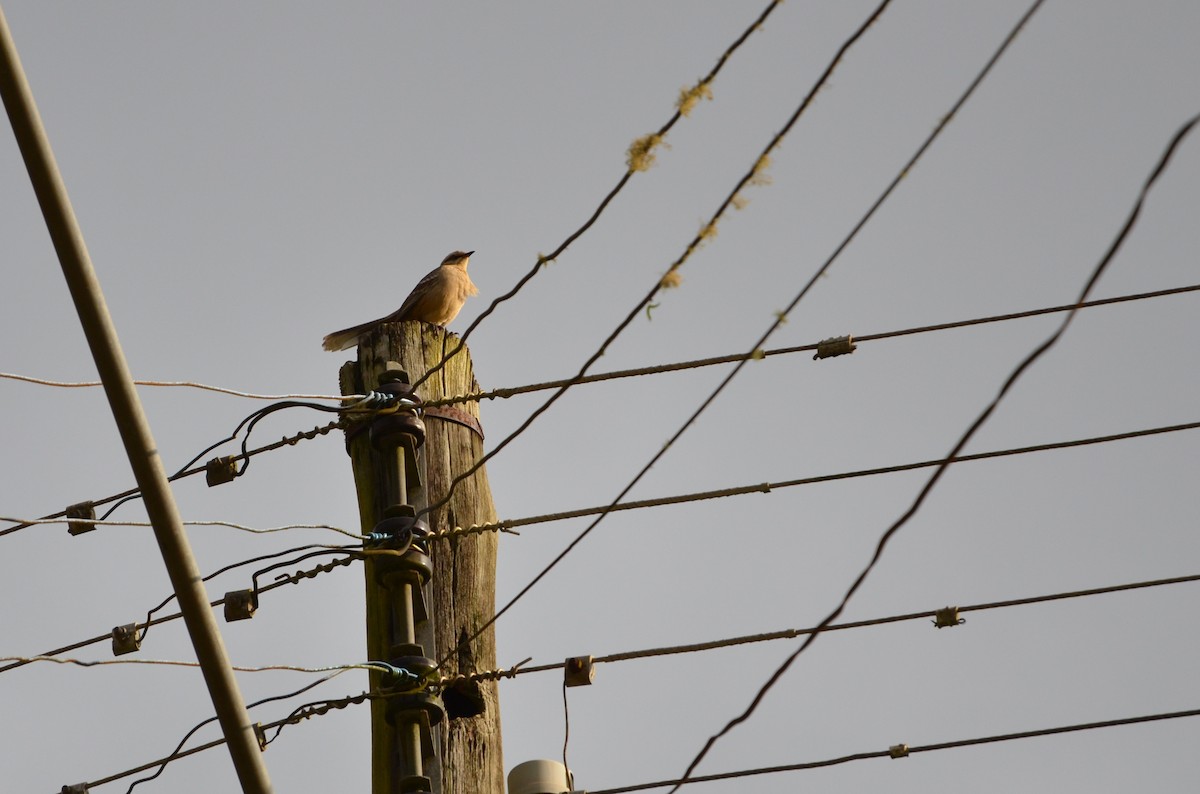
[65,501,97,536]
[252,722,267,751]
[888,743,909,759]
[932,606,965,628]
[813,334,856,360]
[205,456,238,487]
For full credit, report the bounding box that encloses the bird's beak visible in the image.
[465,250,475,257]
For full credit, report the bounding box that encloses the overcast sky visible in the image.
[3,2,1199,792]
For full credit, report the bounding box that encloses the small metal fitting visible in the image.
[932,606,965,629]
[205,456,238,487]
[111,623,142,656]
[889,743,909,759]
[66,501,97,536]
[564,655,595,687]
[813,334,856,360]
[224,589,258,622]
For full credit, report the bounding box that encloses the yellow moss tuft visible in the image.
[676,80,714,117]
[731,193,750,211]
[749,154,773,187]
[698,220,719,243]
[627,133,668,172]
[660,269,683,289]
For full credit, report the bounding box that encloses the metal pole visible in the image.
[0,7,273,793]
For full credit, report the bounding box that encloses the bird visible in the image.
[322,250,478,351]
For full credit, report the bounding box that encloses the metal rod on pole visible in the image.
[0,7,273,793]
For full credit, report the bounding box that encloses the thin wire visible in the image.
[442,0,1036,678]
[140,543,360,642]
[421,281,1200,409]
[562,680,572,786]
[123,671,346,794]
[0,655,399,674]
[500,571,1200,677]
[433,418,1198,539]
[666,108,1200,792]
[405,0,787,398]
[421,5,896,654]
[7,277,1191,412]
[72,567,1200,790]
[0,547,362,676]
[0,371,351,401]
[0,515,365,539]
[588,707,1200,793]
[0,418,342,540]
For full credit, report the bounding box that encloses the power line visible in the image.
[442,0,1042,680]
[588,707,1200,793]
[405,0,787,397]
[427,418,1197,539]
[420,281,1200,409]
[665,99,1200,794]
[0,415,342,539]
[485,571,1200,679]
[0,371,350,401]
[66,568,1200,790]
[422,5,898,672]
[8,279,1194,413]
[18,414,1191,681]
[0,547,361,676]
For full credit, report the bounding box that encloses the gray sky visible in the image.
[3,2,1199,792]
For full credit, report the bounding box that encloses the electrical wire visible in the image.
[121,671,346,794]
[11,413,1192,682]
[0,371,351,401]
[664,104,1200,793]
[420,281,1200,409]
[588,707,1200,793]
[7,277,1193,414]
[0,655,403,675]
[0,515,365,539]
[435,418,1199,539]
[417,0,895,605]
[438,0,1028,677]
[487,571,1200,679]
[68,566,1200,791]
[0,414,344,540]
[139,543,360,643]
[0,547,363,676]
[405,0,788,398]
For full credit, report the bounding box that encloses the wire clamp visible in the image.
[205,456,238,487]
[813,334,856,360]
[252,722,267,751]
[224,589,258,622]
[932,606,965,628]
[888,743,909,759]
[60,785,89,794]
[111,623,142,656]
[66,501,97,536]
[564,655,595,687]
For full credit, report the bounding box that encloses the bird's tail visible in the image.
[321,319,378,352]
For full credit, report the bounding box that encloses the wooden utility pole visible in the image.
[340,321,504,794]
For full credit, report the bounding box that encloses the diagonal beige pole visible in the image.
[0,7,273,793]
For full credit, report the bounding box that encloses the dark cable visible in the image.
[406,0,788,396]
[666,106,1200,793]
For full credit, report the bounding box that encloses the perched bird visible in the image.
[322,250,478,351]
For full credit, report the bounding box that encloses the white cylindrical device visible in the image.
[507,759,573,794]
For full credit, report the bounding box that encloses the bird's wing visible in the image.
[387,265,444,321]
